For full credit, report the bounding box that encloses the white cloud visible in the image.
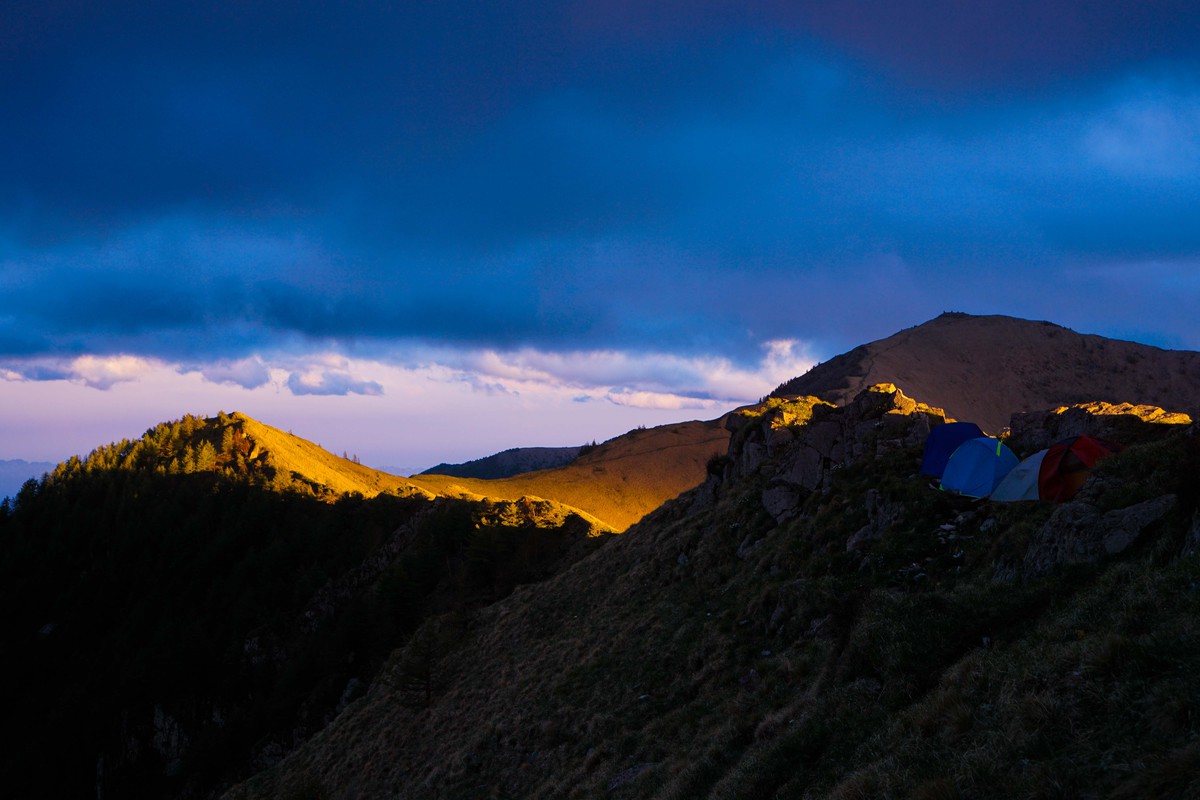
[604,390,725,410]
[0,354,160,390]
[1,338,817,411]
[417,338,816,409]
[286,368,384,397]
[186,356,272,389]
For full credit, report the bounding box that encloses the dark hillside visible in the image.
[0,414,607,798]
[227,387,1200,800]
[421,445,584,479]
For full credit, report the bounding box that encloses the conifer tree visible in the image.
[196,441,217,471]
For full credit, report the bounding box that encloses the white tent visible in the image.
[990,449,1048,502]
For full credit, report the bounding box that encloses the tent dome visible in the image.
[920,421,986,479]
[941,437,1018,498]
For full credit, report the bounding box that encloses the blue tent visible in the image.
[941,437,1019,498]
[920,421,985,478]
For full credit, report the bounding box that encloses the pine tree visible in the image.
[390,614,462,708]
[196,441,217,471]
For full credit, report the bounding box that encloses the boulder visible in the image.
[846,488,905,552]
[762,483,803,524]
[1023,494,1177,577]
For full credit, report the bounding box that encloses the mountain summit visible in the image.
[774,313,1200,432]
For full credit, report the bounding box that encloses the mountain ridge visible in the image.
[420,445,585,480]
[0,458,57,502]
[774,312,1200,433]
[406,418,730,531]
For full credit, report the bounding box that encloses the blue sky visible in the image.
[3,1,1199,469]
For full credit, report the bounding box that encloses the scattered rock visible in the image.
[607,763,654,792]
[846,488,905,551]
[768,602,787,631]
[736,534,763,560]
[1023,495,1178,577]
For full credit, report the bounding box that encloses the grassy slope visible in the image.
[407,418,731,531]
[234,414,617,531]
[234,413,430,498]
[239,412,729,532]
[227,403,1200,800]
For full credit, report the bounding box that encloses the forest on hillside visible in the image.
[0,415,604,798]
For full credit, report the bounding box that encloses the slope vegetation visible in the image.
[408,418,731,531]
[774,312,1200,433]
[229,386,1200,800]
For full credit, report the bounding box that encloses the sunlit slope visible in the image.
[407,418,731,531]
[234,414,615,531]
[232,413,432,499]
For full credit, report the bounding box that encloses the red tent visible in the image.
[1039,435,1123,503]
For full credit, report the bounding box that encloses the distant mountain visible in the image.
[408,418,730,531]
[0,459,56,501]
[421,445,584,479]
[773,312,1200,433]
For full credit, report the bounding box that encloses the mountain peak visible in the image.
[774,314,1200,432]
[46,411,430,502]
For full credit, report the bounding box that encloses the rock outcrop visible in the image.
[1022,494,1178,577]
[724,384,946,524]
[1009,401,1192,453]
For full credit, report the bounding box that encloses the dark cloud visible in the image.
[2,1,1199,368]
[797,1,1200,90]
[2,362,74,382]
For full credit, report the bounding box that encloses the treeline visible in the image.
[0,415,605,798]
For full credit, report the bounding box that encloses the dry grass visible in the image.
[408,418,730,530]
[235,413,430,498]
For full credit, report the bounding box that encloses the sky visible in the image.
[3,1,1200,471]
